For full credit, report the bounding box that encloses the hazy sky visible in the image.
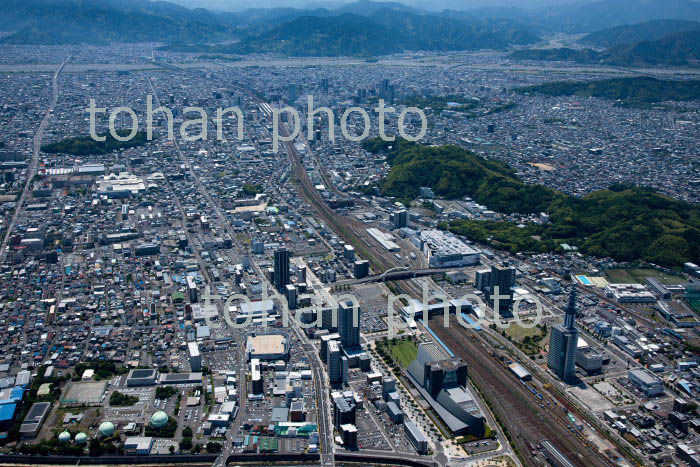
[168,0,571,12]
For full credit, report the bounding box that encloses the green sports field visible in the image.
[604,268,686,285]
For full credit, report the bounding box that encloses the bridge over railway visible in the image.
[336,266,462,285]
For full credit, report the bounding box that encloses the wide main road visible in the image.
[0,59,67,263]
[148,75,338,466]
[148,76,247,467]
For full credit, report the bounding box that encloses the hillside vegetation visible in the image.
[372,141,555,214]
[363,139,700,266]
[0,0,234,45]
[233,14,401,56]
[603,29,700,66]
[515,77,700,105]
[40,131,148,156]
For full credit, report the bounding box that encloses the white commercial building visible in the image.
[629,369,664,396]
[605,283,656,303]
[96,173,146,196]
[124,437,153,455]
[188,342,201,372]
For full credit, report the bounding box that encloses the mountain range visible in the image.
[526,0,700,33]
[222,10,540,56]
[231,13,401,56]
[3,0,700,62]
[419,0,700,33]
[602,29,700,66]
[1,0,541,52]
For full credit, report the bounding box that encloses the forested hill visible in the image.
[362,138,700,266]
[40,131,147,156]
[515,77,700,105]
[366,139,555,214]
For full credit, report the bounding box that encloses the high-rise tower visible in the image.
[338,300,360,350]
[548,289,578,382]
[273,248,290,291]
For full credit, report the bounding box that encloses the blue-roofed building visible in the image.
[0,403,17,430]
[0,386,24,428]
[677,379,694,397]
[0,386,24,406]
[594,321,612,338]
[9,387,23,402]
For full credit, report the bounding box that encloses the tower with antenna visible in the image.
[564,288,577,330]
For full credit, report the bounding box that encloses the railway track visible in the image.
[429,316,612,467]
[248,92,398,275]
[283,138,395,274]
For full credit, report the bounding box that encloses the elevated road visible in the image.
[336,450,437,466]
[335,266,461,285]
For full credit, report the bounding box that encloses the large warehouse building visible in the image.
[420,230,480,268]
[126,369,158,387]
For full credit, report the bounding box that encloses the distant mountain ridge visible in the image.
[603,29,700,66]
[335,0,417,15]
[509,29,700,67]
[578,19,700,47]
[233,13,402,56]
[528,0,700,33]
[166,6,542,56]
[0,0,540,52]
[434,0,700,34]
[369,9,539,50]
[231,9,540,56]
